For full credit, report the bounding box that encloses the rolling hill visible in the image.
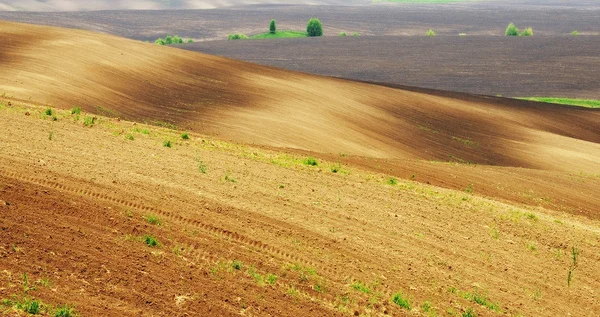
[1,21,599,173]
[1,20,600,316]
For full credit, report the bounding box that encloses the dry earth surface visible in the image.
[1,21,600,316]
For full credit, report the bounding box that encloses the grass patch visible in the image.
[232,260,244,271]
[463,308,476,317]
[44,108,53,116]
[266,273,278,285]
[460,290,500,311]
[387,177,398,185]
[144,235,159,247]
[392,291,411,310]
[425,29,436,36]
[83,116,96,127]
[163,140,172,148]
[197,159,207,174]
[54,305,78,317]
[251,30,308,39]
[125,133,134,141]
[518,97,600,108]
[181,132,190,140]
[303,157,318,166]
[224,173,236,183]
[452,136,478,146]
[70,107,81,115]
[351,281,370,294]
[144,214,161,225]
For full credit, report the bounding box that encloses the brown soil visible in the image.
[1,22,600,316]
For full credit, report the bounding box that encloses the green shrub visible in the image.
[125,134,134,141]
[425,29,436,36]
[44,108,53,116]
[181,132,190,140]
[352,32,360,37]
[306,18,323,37]
[571,30,580,36]
[505,22,519,36]
[520,27,533,36]
[392,292,411,310]
[228,33,249,40]
[144,235,159,247]
[163,140,172,148]
[155,35,191,45]
[303,157,318,166]
[387,178,398,185]
[70,107,81,115]
[339,32,347,36]
[270,19,277,34]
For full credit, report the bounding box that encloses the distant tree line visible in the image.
[155,35,194,45]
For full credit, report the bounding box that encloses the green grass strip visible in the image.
[518,97,600,109]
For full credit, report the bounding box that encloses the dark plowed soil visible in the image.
[189,35,600,98]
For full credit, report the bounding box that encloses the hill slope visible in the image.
[1,20,600,173]
[1,20,600,317]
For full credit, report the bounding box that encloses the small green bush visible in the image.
[303,157,318,166]
[306,18,323,37]
[70,107,81,115]
[44,108,53,116]
[352,32,360,37]
[392,292,411,310]
[163,140,172,148]
[144,235,159,247]
[125,134,134,141]
[425,29,436,37]
[387,178,398,185]
[339,32,347,36]
[155,35,191,45]
[520,27,533,36]
[270,19,277,34]
[228,33,249,40]
[506,22,519,36]
[181,132,190,140]
[571,30,580,36]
